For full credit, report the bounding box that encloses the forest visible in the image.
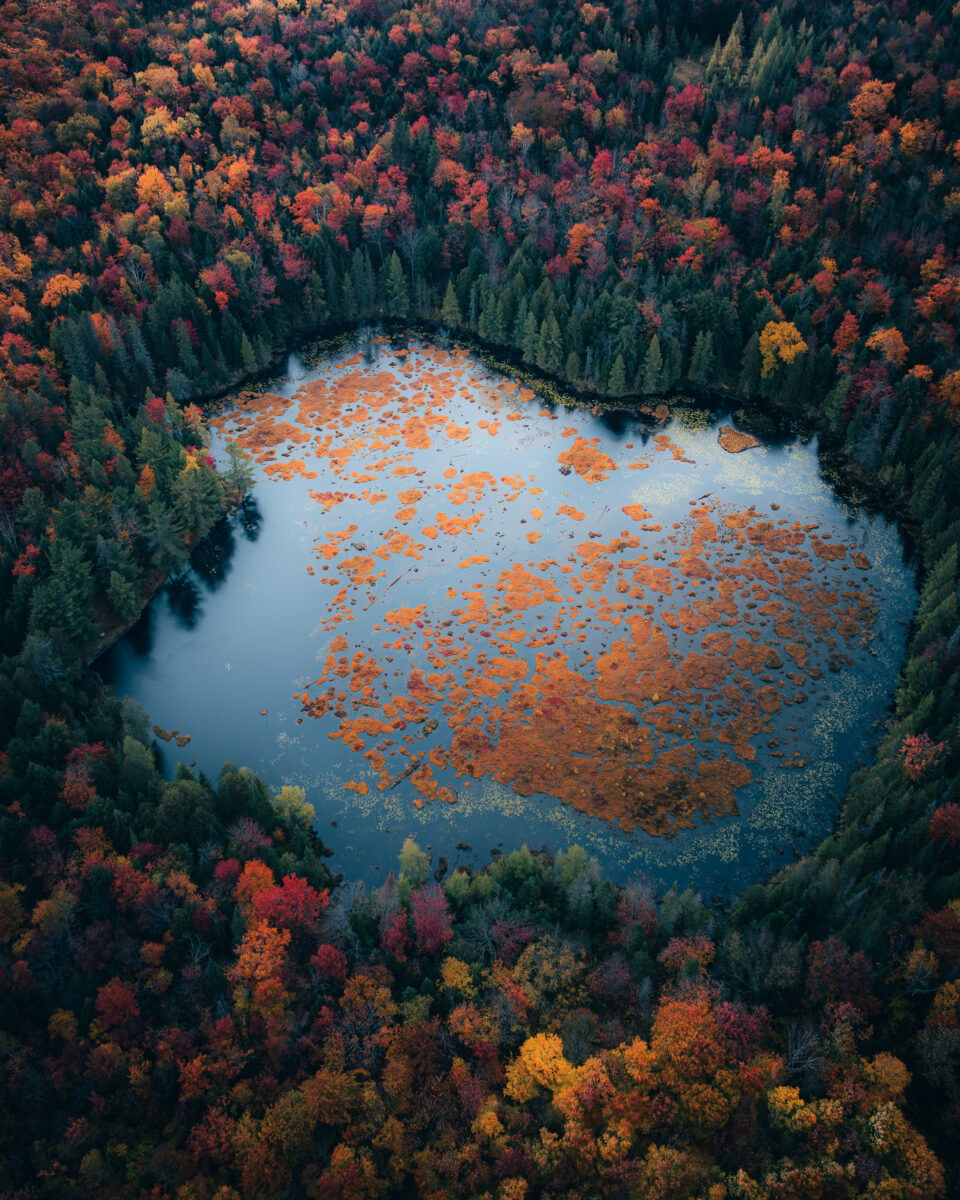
[0,0,959,1195]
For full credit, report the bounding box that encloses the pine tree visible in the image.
[521,311,539,364]
[384,252,409,320]
[607,353,627,395]
[306,271,329,322]
[28,540,96,649]
[439,279,463,325]
[688,331,715,383]
[641,335,664,394]
[536,316,564,375]
[340,272,358,320]
[477,289,498,341]
[107,569,141,621]
[738,332,762,396]
[239,334,257,375]
[719,13,744,83]
[223,443,256,500]
[173,321,199,376]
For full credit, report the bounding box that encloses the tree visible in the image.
[29,540,96,649]
[607,353,627,395]
[107,569,140,621]
[384,252,409,320]
[536,315,564,374]
[439,278,463,325]
[641,335,664,394]
[223,442,256,501]
[688,331,715,383]
[759,321,808,377]
[410,885,453,955]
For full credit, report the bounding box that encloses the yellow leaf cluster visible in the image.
[759,320,808,377]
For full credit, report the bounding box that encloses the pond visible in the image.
[99,334,916,896]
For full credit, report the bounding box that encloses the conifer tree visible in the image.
[384,252,409,320]
[608,353,627,395]
[440,279,463,326]
[689,331,715,383]
[536,315,564,375]
[641,335,664,394]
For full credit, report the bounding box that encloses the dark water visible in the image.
[99,336,916,895]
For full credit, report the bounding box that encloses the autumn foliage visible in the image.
[1,0,960,1194]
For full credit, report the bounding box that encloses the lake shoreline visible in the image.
[97,335,917,897]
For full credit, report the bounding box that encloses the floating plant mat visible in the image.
[99,336,916,893]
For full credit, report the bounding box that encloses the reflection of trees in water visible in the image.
[165,574,203,629]
[192,498,263,584]
[235,496,263,542]
[166,498,263,628]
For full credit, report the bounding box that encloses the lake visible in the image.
[98,335,916,896]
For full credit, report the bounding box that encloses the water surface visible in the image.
[99,335,915,894]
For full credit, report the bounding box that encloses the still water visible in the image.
[99,336,916,895]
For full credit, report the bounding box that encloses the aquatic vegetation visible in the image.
[213,342,887,837]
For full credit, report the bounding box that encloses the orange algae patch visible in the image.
[344,780,369,795]
[558,505,585,522]
[622,503,654,521]
[385,605,426,628]
[652,434,693,462]
[435,511,484,536]
[526,531,543,544]
[718,426,761,453]
[460,555,490,568]
[811,537,847,561]
[444,423,471,441]
[557,436,618,482]
[852,552,872,569]
[264,459,317,481]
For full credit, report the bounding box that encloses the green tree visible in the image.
[607,353,628,395]
[536,315,564,375]
[223,442,256,500]
[688,331,715,383]
[107,569,141,621]
[439,278,463,326]
[641,335,664,394]
[28,540,96,649]
[384,252,409,319]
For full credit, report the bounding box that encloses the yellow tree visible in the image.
[504,1033,574,1102]
[759,321,808,377]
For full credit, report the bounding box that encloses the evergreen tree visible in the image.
[305,271,329,323]
[384,252,409,320]
[521,310,539,364]
[28,540,96,649]
[536,315,564,375]
[688,331,715,383]
[223,443,256,500]
[439,278,463,326]
[607,353,627,395]
[239,334,258,375]
[641,335,664,394]
[340,272,358,321]
[107,569,141,621]
[739,333,762,396]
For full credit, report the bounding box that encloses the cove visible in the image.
[98,335,916,896]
